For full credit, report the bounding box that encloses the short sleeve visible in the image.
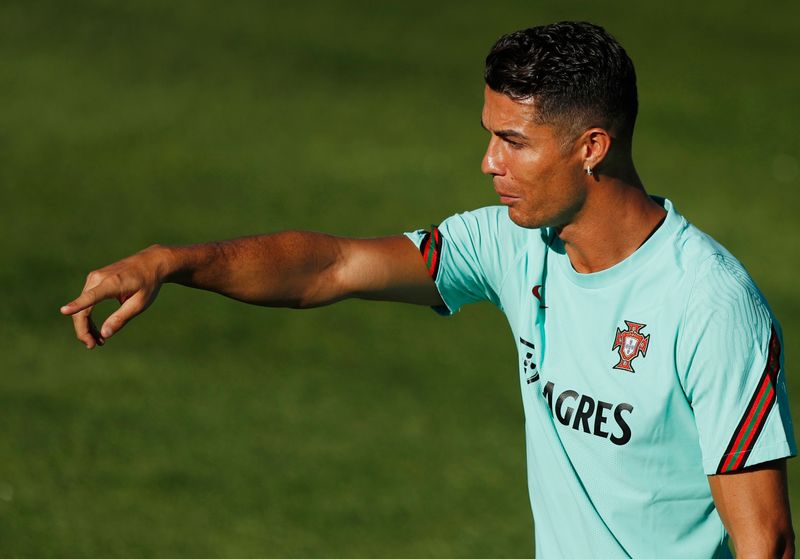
[678,253,796,475]
[404,206,529,315]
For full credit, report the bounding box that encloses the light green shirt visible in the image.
[406,198,795,558]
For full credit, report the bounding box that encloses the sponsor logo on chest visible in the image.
[542,381,634,446]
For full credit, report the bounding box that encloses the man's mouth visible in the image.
[495,190,520,204]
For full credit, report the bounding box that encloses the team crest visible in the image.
[612,321,650,373]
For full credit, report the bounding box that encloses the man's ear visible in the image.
[578,128,612,176]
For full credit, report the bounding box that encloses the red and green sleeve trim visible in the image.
[419,225,443,280]
[716,325,782,474]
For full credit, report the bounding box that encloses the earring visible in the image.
[585,166,593,176]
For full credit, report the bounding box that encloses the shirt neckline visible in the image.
[551,197,680,289]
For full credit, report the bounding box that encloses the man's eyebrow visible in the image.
[480,119,529,140]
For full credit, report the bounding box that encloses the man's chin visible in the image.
[506,206,547,230]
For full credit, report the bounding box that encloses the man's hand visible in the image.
[708,458,795,558]
[60,245,167,348]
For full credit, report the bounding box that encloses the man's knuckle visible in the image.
[104,272,125,289]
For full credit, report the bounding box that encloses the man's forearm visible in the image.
[159,231,346,308]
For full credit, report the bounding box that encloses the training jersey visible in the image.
[405,198,795,559]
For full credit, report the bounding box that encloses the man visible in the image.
[62,22,794,558]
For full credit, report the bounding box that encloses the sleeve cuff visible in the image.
[705,441,796,475]
[403,230,458,317]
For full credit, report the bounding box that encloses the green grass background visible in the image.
[2,0,799,556]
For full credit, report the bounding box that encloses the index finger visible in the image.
[60,283,116,315]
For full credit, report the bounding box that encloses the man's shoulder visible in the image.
[434,206,550,297]
[671,212,769,319]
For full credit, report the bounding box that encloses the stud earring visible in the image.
[585,166,593,176]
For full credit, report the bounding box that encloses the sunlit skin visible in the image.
[480,85,666,273]
[481,87,588,230]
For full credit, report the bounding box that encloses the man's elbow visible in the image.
[734,526,795,558]
[772,529,795,559]
[777,529,795,559]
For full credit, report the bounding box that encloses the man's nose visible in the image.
[481,138,503,176]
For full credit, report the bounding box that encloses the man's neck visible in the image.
[557,176,667,274]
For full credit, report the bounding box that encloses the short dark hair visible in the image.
[484,21,638,143]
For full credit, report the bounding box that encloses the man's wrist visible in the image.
[142,243,181,284]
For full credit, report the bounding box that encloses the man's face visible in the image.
[481,86,586,229]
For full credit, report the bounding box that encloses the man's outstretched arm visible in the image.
[60,232,443,348]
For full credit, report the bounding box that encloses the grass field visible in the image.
[2,0,799,557]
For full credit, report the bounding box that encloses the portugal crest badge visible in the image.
[612,320,650,373]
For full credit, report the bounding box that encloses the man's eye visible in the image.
[505,139,524,149]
